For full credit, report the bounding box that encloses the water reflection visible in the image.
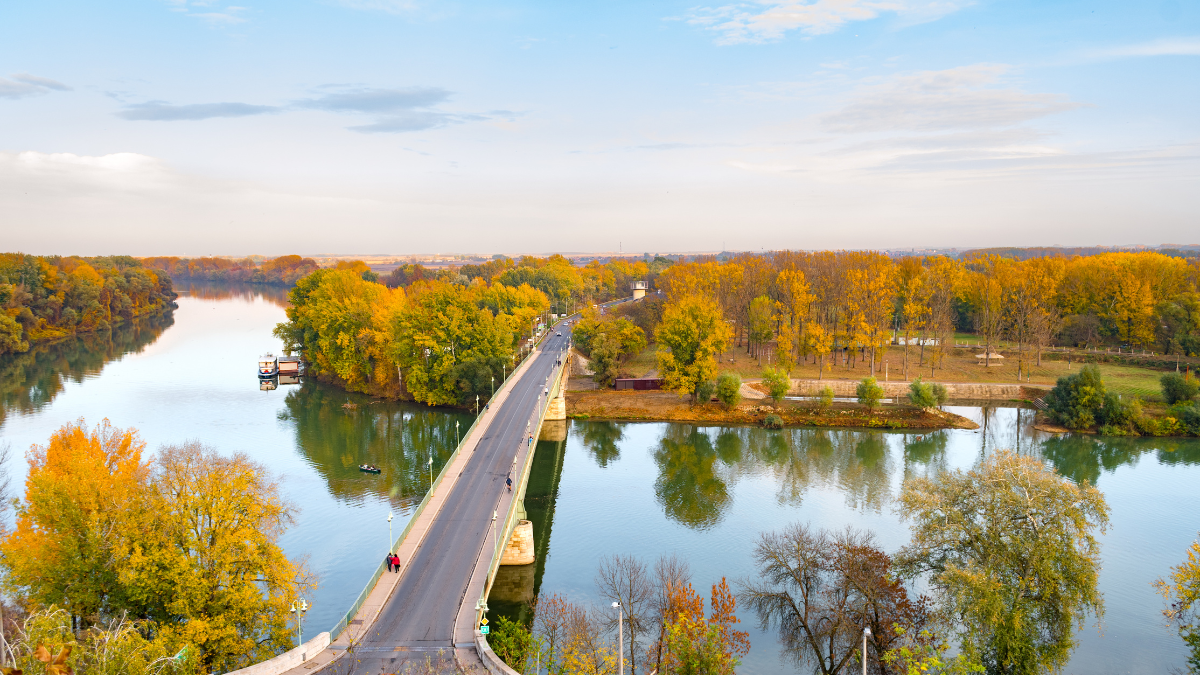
[1042,434,1200,485]
[279,380,474,508]
[653,425,732,529]
[176,282,290,307]
[0,311,174,428]
[579,421,623,467]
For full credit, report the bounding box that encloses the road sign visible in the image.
[480,626,490,635]
[480,618,489,626]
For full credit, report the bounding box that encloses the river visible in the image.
[0,284,1196,674]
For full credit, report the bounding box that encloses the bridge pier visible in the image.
[500,520,535,565]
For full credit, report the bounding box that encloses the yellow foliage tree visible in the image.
[655,296,733,400]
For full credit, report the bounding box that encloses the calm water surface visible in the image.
[1,285,1197,675]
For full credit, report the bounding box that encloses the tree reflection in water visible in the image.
[650,425,901,529]
[279,380,474,508]
[1041,434,1200,486]
[176,282,290,308]
[579,421,624,467]
[653,425,732,530]
[0,311,174,428]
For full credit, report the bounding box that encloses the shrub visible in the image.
[761,367,791,403]
[763,414,784,429]
[1162,372,1200,405]
[931,383,949,405]
[716,373,742,409]
[1100,392,1142,433]
[818,386,835,409]
[908,378,937,408]
[857,376,885,410]
[1045,365,1106,430]
[695,379,717,403]
[1172,403,1200,436]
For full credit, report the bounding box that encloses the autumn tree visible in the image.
[1155,536,1200,673]
[659,579,748,675]
[843,253,896,375]
[747,295,776,363]
[1,419,148,623]
[963,256,1008,368]
[121,442,305,672]
[898,450,1109,675]
[896,258,930,381]
[655,296,733,401]
[774,268,813,375]
[575,316,647,387]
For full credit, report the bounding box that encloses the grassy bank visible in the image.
[565,390,980,431]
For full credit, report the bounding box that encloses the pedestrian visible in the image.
[506,473,513,492]
[391,553,401,573]
[385,552,394,573]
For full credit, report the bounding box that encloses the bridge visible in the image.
[235,320,577,675]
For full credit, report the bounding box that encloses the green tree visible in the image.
[489,615,537,672]
[1162,372,1200,405]
[908,377,943,409]
[898,450,1110,675]
[761,368,790,404]
[1045,365,1106,429]
[857,376,884,410]
[655,296,733,401]
[695,380,716,404]
[587,318,648,387]
[818,386,835,409]
[1155,536,1200,673]
[716,373,742,409]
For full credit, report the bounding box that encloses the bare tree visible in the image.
[738,524,931,675]
[596,554,653,674]
[534,593,575,674]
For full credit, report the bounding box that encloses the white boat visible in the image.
[258,353,278,378]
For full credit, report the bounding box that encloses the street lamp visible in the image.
[455,420,460,449]
[862,626,871,675]
[387,511,393,552]
[612,602,624,675]
[428,447,434,493]
[490,375,494,398]
[491,510,499,558]
[290,598,308,646]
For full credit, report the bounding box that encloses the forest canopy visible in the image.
[141,255,319,286]
[0,253,177,356]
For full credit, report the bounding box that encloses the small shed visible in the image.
[615,378,663,390]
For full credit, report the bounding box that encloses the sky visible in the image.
[1,0,1198,256]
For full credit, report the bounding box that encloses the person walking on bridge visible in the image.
[385,552,394,573]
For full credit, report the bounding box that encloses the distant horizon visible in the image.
[11,242,1200,260]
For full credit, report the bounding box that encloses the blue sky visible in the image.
[1,0,1198,255]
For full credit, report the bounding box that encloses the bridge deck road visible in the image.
[347,326,573,670]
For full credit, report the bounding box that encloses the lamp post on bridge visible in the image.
[290,598,308,647]
[612,602,623,675]
[387,511,393,552]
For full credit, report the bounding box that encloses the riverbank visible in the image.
[565,390,981,430]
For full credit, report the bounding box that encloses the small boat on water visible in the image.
[258,353,278,378]
[359,464,382,474]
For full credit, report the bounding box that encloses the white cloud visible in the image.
[686,0,971,45]
[1087,37,1200,59]
[333,0,417,13]
[0,73,71,99]
[821,64,1080,133]
[0,151,176,191]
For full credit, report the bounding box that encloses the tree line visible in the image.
[653,250,1200,383]
[0,253,177,356]
[141,255,321,287]
[0,420,306,674]
[274,255,672,405]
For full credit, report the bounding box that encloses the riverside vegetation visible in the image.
[0,254,176,356]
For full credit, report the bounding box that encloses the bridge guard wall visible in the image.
[479,349,570,624]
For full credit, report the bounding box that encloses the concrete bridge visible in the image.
[237,322,575,675]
